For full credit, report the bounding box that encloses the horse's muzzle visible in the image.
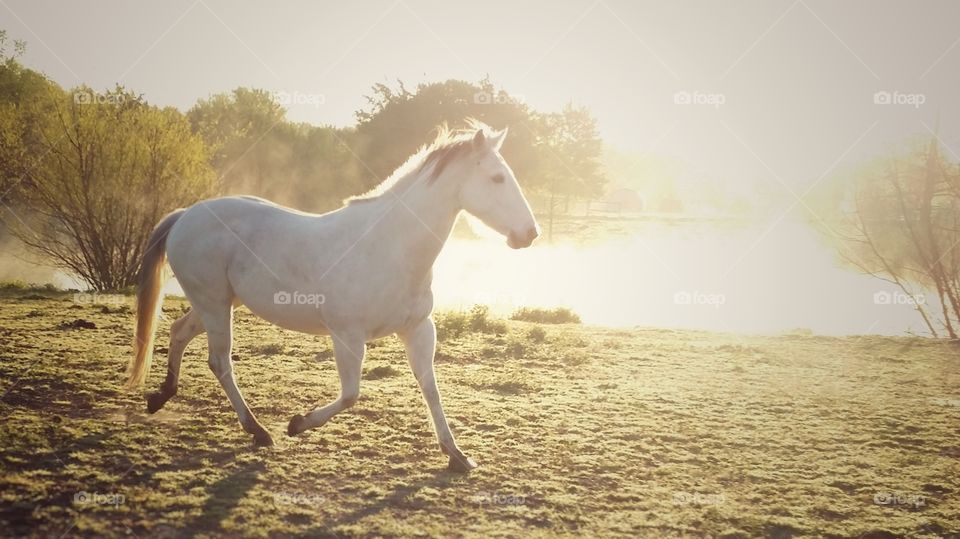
[507,226,540,249]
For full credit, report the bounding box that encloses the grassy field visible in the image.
[1,290,959,538]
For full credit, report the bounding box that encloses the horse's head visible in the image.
[455,126,539,249]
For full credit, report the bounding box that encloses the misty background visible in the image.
[2,0,960,336]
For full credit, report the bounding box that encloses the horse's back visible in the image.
[165,196,312,289]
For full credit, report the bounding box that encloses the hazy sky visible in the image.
[3,0,959,203]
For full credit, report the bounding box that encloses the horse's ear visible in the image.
[473,129,486,149]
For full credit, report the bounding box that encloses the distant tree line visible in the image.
[0,32,605,289]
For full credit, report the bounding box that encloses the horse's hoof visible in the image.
[287,414,305,436]
[447,454,478,473]
[253,429,274,447]
[146,392,167,414]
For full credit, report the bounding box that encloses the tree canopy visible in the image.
[0,32,607,289]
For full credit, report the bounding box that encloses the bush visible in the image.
[527,326,547,343]
[484,319,509,335]
[0,281,61,300]
[468,304,490,332]
[510,306,581,324]
[365,365,401,380]
[7,86,216,289]
[0,281,60,293]
[435,305,509,341]
[435,310,470,341]
[506,340,526,358]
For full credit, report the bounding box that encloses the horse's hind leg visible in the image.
[287,333,365,436]
[147,309,205,413]
[199,305,274,446]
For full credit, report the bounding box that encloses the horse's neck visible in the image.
[376,175,460,278]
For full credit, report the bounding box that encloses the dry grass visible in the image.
[1,293,959,538]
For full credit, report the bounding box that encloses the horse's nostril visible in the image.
[527,227,539,241]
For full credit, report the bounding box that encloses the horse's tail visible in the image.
[126,208,185,389]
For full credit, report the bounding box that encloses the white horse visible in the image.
[126,121,539,471]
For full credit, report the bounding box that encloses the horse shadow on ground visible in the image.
[5,428,261,537]
[301,469,470,537]
[32,423,264,539]
[134,447,265,539]
[182,459,266,533]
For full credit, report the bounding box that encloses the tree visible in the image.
[355,78,541,188]
[189,88,366,212]
[531,104,606,240]
[4,84,216,289]
[0,29,51,200]
[354,78,606,238]
[826,137,960,337]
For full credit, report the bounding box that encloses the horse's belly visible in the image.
[240,297,331,335]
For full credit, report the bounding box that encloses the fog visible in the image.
[433,217,929,336]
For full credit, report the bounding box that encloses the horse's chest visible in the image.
[365,283,432,338]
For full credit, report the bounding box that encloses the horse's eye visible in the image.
[492,173,505,184]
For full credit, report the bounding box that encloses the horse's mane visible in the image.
[348,119,490,204]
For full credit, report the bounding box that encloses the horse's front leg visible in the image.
[400,317,477,472]
[287,332,365,436]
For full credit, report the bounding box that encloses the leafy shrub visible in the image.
[484,319,508,335]
[0,281,60,294]
[435,310,470,341]
[365,365,401,380]
[435,305,509,341]
[470,305,508,335]
[469,304,490,332]
[510,306,581,324]
[527,326,548,343]
[506,340,526,358]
